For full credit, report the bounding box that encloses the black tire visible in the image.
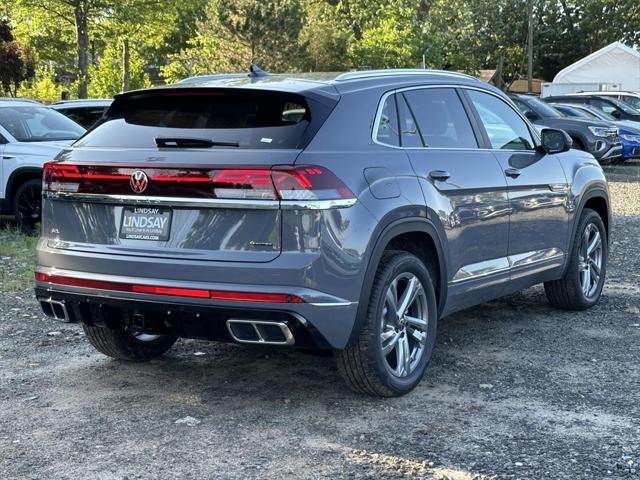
[544,208,607,310]
[13,179,42,234]
[335,251,438,397]
[82,325,178,361]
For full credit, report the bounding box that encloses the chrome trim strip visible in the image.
[451,258,511,283]
[46,192,356,210]
[307,301,355,307]
[548,183,570,192]
[508,248,563,269]
[372,84,541,150]
[451,248,564,283]
[280,198,357,210]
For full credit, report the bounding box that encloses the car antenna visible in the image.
[248,64,269,78]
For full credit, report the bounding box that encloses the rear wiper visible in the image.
[155,137,239,148]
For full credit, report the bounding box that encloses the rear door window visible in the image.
[402,88,478,148]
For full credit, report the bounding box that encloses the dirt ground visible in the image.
[1,163,639,480]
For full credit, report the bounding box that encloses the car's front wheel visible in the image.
[82,325,177,361]
[545,208,607,309]
[335,251,438,397]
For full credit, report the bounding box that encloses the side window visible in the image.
[397,94,423,148]
[375,94,399,146]
[589,98,616,115]
[620,95,640,110]
[402,88,478,148]
[467,90,535,151]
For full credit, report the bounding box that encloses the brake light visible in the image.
[42,163,354,202]
[35,272,305,303]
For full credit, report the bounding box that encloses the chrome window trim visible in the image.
[45,192,356,210]
[372,84,542,150]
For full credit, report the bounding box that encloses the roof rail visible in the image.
[0,97,41,104]
[335,69,479,82]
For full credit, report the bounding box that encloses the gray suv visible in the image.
[35,70,610,397]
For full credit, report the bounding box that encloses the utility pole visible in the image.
[527,0,534,93]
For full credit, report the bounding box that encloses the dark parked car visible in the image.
[545,94,640,123]
[35,70,610,396]
[509,94,622,164]
[550,103,640,161]
[50,99,112,129]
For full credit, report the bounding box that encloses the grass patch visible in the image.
[0,224,38,293]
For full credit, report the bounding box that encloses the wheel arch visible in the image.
[5,167,42,213]
[577,187,610,241]
[561,187,610,277]
[346,216,448,347]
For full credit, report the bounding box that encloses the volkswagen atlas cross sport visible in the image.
[35,69,610,397]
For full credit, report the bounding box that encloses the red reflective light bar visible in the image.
[35,272,304,304]
[42,162,355,201]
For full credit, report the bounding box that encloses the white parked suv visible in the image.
[0,99,85,231]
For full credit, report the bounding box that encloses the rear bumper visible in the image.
[34,267,359,349]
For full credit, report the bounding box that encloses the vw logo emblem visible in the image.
[130,170,148,194]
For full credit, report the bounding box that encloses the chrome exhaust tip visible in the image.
[38,298,71,322]
[226,319,294,346]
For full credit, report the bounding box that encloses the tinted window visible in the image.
[620,95,640,110]
[403,88,477,148]
[83,90,327,150]
[468,91,535,150]
[589,98,617,115]
[525,97,562,118]
[63,107,108,128]
[375,94,399,146]
[0,106,84,142]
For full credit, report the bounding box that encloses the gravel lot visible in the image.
[1,162,639,479]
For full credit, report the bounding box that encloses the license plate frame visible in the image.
[119,207,173,241]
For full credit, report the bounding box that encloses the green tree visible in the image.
[88,42,150,97]
[198,0,307,72]
[0,19,35,96]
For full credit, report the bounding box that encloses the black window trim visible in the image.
[372,84,541,151]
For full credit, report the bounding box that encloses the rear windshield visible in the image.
[81,89,332,150]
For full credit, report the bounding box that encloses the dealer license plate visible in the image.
[120,207,172,241]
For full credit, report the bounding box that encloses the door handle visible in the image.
[504,168,522,178]
[429,170,451,181]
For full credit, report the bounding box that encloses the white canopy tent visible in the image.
[553,42,640,92]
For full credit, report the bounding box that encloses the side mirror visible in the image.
[525,110,539,121]
[540,128,572,154]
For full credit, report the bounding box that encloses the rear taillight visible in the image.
[43,163,354,202]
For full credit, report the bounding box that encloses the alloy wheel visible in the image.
[16,184,41,231]
[579,222,603,299]
[379,272,429,378]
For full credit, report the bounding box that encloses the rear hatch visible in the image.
[43,87,338,262]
